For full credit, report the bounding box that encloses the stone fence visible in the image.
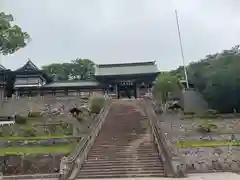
[2,173,58,180]
[140,99,186,177]
[60,101,111,180]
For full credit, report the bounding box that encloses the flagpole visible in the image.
[175,10,189,89]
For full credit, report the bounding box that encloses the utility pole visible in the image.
[175,10,189,88]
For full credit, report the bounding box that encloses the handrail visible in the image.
[141,99,186,177]
[59,100,111,180]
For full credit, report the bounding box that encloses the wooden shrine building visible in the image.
[95,61,159,98]
[0,65,10,101]
[7,60,159,99]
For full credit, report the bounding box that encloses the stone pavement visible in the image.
[6,172,240,180]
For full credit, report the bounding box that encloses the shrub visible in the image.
[197,120,218,133]
[90,96,105,114]
[15,115,27,124]
[184,112,195,115]
[207,109,218,115]
[21,127,36,137]
[76,115,85,122]
[28,111,42,118]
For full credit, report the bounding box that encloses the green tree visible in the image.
[171,45,240,113]
[42,58,95,81]
[153,72,181,103]
[0,12,30,55]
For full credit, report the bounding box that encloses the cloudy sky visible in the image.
[1,0,240,70]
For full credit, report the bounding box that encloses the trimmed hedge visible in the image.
[90,96,105,114]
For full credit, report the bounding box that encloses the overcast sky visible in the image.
[1,0,240,70]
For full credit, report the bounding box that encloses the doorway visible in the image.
[117,81,137,99]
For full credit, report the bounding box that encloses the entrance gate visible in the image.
[117,81,137,99]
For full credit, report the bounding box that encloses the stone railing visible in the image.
[2,173,58,180]
[141,99,186,177]
[60,101,111,180]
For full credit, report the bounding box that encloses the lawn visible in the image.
[174,140,240,148]
[0,144,74,155]
[0,135,79,141]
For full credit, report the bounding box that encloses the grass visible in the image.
[0,135,78,141]
[0,144,74,155]
[174,140,240,148]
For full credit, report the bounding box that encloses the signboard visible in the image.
[119,81,133,86]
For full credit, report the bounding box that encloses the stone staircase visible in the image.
[77,100,164,178]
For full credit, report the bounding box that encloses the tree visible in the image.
[42,58,95,81]
[153,72,181,103]
[0,12,30,55]
[171,45,240,113]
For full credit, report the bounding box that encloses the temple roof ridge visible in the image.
[0,64,7,71]
[97,61,156,68]
[15,59,40,72]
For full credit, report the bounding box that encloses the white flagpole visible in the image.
[175,10,189,89]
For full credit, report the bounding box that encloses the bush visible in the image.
[90,96,105,114]
[28,111,42,118]
[197,120,218,133]
[21,127,36,137]
[76,115,85,122]
[15,115,27,124]
[207,109,218,115]
[184,112,195,115]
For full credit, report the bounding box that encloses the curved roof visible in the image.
[42,80,100,88]
[95,61,159,76]
[15,59,40,72]
[0,64,7,71]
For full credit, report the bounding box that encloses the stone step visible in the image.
[91,144,154,148]
[77,102,165,178]
[83,161,164,168]
[86,155,159,161]
[88,150,158,155]
[78,171,165,178]
[87,152,159,157]
[95,137,150,140]
[85,158,162,164]
[79,166,164,173]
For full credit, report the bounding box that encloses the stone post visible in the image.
[136,83,140,99]
[115,84,118,98]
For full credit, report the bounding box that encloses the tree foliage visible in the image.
[171,45,240,113]
[0,12,30,55]
[42,58,95,81]
[153,72,181,103]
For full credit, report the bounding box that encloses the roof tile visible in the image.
[95,61,159,76]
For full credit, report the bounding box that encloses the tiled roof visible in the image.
[43,80,100,88]
[95,61,159,76]
[15,59,40,72]
[0,64,6,71]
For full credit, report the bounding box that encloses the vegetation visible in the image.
[153,72,181,103]
[0,135,75,140]
[0,144,73,155]
[90,96,105,114]
[175,140,240,148]
[0,12,30,55]
[197,119,218,133]
[15,115,27,124]
[42,58,95,81]
[28,111,42,118]
[171,45,240,113]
